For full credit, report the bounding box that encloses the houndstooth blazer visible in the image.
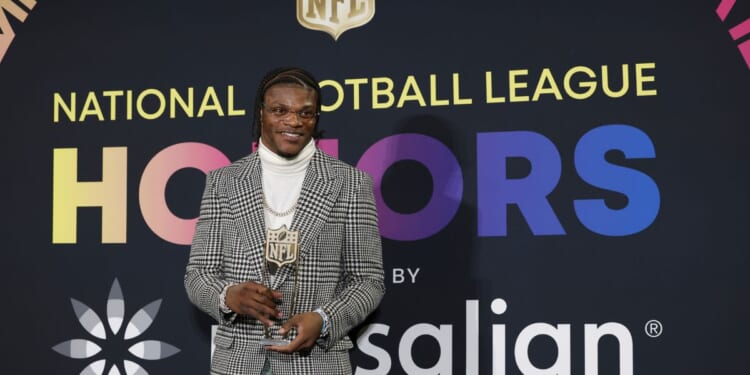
[185,148,385,375]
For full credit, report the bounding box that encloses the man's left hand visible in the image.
[266,312,323,353]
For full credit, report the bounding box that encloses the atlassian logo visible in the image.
[52,279,180,375]
[355,298,647,375]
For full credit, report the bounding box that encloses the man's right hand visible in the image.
[225,281,283,326]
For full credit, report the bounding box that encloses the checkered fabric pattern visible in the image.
[185,149,385,375]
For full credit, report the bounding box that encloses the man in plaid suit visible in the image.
[185,67,385,375]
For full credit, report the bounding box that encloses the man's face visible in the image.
[260,84,318,158]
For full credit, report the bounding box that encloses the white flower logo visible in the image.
[52,279,180,375]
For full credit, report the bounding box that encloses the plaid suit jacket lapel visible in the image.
[230,153,267,283]
[271,149,343,290]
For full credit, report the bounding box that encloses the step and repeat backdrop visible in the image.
[1,1,749,374]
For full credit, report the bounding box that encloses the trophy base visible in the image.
[259,338,291,347]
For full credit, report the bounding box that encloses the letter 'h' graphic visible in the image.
[53,148,127,243]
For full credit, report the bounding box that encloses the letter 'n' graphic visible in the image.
[53,148,127,244]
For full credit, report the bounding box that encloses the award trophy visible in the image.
[259,225,300,347]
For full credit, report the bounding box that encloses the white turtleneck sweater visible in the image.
[258,138,316,231]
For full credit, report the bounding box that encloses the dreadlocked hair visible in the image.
[251,66,324,142]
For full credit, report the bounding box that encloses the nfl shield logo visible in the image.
[264,225,299,268]
[297,0,376,40]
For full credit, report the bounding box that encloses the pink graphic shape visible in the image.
[0,0,37,64]
[139,142,230,245]
[716,0,736,21]
[316,139,339,158]
[729,18,750,40]
[739,39,750,69]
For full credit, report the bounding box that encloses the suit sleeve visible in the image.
[184,170,237,326]
[319,173,385,349]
